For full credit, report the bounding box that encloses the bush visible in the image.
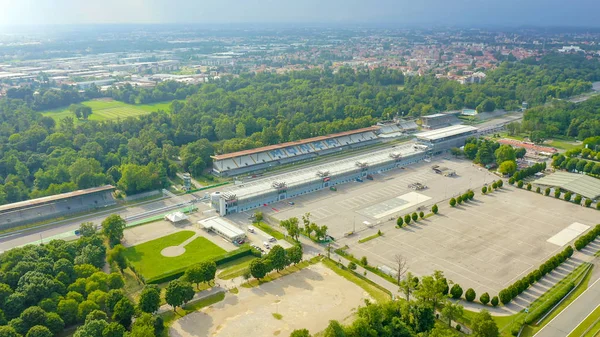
[585,199,592,207]
[456,325,462,332]
[462,193,469,201]
[526,183,532,190]
[465,288,476,302]
[564,192,572,202]
[480,292,490,305]
[491,296,499,307]
[449,198,456,207]
[497,180,503,188]
[450,284,463,299]
[597,202,600,210]
[482,186,487,194]
[360,256,368,266]
[536,187,541,193]
[574,195,582,205]
[545,187,551,195]
[348,262,357,271]
[517,180,524,188]
[499,289,511,305]
[419,211,424,219]
[457,196,463,204]
[509,177,515,185]
[432,204,438,214]
[555,189,561,198]
[575,226,600,250]
[404,214,411,225]
[396,217,404,227]
[492,182,498,189]
[411,212,418,222]
[524,282,575,324]
[468,190,474,200]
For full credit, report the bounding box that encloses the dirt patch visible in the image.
[161,246,186,257]
[169,263,370,337]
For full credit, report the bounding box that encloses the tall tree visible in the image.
[471,310,499,337]
[138,285,160,314]
[101,215,126,247]
[164,280,194,312]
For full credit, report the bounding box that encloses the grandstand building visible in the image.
[0,185,116,229]
[211,127,380,177]
[420,111,461,130]
[415,125,478,154]
[212,143,429,215]
[377,120,419,138]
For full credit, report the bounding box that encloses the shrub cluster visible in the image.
[524,282,575,325]
[498,246,573,305]
[513,162,546,181]
[575,224,600,250]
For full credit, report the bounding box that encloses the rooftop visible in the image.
[415,125,478,141]
[223,143,426,200]
[198,216,245,239]
[0,185,115,213]
[534,172,600,200]
[211,126,380,160]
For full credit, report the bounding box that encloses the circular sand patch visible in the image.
[161,246,185,257]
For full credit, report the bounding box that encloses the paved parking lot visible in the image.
[345,187,600,295]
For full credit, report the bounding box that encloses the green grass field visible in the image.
[217,255,257,280]
[123,230,226,281]
[41,99,172,123]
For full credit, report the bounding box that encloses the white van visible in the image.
[263,242,270,249]
[268,236,276,242]
[248,226,255,233]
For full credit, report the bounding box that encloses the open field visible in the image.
[41,99,172,122]
[169,263,372,337]
[123,230,226,281]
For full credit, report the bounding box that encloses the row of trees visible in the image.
[280,214,329,242]
[249,245,303,280]
[519,181,600,210]
[507,162,546,184]
[552,154,600,176]
[449,190,475,207]
[498,246,573,305]
[574,225,600,251]
[396,211,426,227]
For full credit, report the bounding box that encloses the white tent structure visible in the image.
[165,211,188,223]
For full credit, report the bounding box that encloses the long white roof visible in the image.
[415,125,478,141]
[199,216,245,238]
[223,143,426,200]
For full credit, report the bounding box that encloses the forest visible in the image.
[0,54,599,206]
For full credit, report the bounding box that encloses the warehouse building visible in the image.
[199,216,246,242]
[415,125,479,154]
[0,185,116,229]
[212,143,428,215]
[534,172,600,201]
[211,127,381,177]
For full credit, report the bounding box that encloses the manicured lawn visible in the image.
[41,99,172,123]
[254,221,285,240]
[322,258,392,303]
[217,255,257,280]
[547,139,582,151]
[123,230,226,282]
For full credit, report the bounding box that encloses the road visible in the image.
[0,193,198,251]
[534,276,600,337]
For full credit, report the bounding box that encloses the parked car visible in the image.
[263,242,271,249]
[268,236,276,242]
[247,226,255,233]
[288,201,295,205]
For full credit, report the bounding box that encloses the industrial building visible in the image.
[211,143,429,215]
[415,125,479,154]
[419,112,461,130]
[211,127,380,177]
[534,172,600,200]
[199,216,246,242]
[0,185,116,229]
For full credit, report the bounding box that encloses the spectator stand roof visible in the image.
[415,125,478,142]
[0,185,115,213]
[535,172,600,200]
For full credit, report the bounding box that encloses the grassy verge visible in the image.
[217,255,257,280]
[322,258,391,303]
[160,292,226,335]
[520,263,593,337]
[568,304,600,337]
[459,263,592,337]
[254,221,285,240]
[358,231,383,244]
[335,246,398,285]
[241,256,322,288]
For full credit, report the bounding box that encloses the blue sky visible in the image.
[0,0,598,27]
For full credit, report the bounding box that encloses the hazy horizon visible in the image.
[0,0,599,28]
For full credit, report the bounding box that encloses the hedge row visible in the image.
[499,246,573,305]
[508,162,546,184]
[524,282,575,324]
[575,224,600,250]
[146,246,260,284]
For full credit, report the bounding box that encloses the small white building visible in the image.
[198,216,246,242]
